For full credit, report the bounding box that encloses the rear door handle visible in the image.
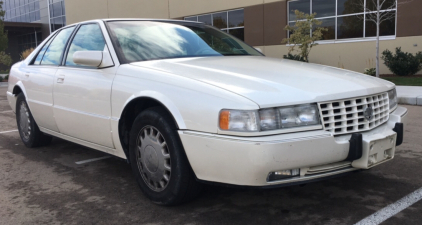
[25,73,30,77]
[57,74,65,83]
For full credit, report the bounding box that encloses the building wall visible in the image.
[39,0,50,39]
[64,0,170,25]
[65,0,422,75]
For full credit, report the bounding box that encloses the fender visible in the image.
[13,80,28,98]
[119,90,187,129]
[8,81,28,113]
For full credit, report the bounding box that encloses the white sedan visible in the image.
[6,19,407,205]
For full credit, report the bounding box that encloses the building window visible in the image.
[49,0,66,32]
[184,9,245,41]
[3,0,41,23]
[16,32,43,53]
[287,0,396,41]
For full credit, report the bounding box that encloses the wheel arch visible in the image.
[118,94,186,160]
[8,81,28,113]
[12,81,27,97]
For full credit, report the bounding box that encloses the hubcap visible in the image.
[19,101,31,141]
[136,126,171,192]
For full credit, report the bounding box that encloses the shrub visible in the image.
[282,10,327,62]
[283,53,307,62]
[20,48,35,60]
[0,76,3,82]
[0,51,12,67]
[364,68,376,76]
[381,47,422,76]
[5,74,8,80]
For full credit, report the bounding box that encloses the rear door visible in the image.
[22,26,76,132]
[52,22,117,148]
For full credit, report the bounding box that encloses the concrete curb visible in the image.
[397,86,422,106]
[0,82,8,87]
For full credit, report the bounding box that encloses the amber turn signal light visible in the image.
[219,110,230,130]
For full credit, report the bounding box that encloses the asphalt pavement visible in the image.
[0,86,421,225]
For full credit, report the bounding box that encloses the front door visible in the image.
[53,23,116,148]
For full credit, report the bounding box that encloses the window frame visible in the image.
[29,25,77,67]
[183,8,245,39]
[287,0,397,44]
[61,22,113,69]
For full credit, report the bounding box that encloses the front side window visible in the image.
[288,0,396,41]
[40,27,75,65]
[66,24,106,66]
[107,21,261,64]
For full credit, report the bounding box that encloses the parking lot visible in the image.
[0,85,421,225]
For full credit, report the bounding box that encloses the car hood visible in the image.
[130,56,394,108]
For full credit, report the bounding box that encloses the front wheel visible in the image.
[16,93,52,148]
[128,107,201,205]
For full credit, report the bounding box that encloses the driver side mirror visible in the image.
[73,51,114,68]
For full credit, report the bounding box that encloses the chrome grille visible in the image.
[318,92,389,135]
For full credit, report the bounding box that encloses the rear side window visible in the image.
[65,24,106,66]
[40,26,75,65]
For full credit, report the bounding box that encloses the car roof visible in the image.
[63,18,202,29]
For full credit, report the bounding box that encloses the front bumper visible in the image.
[179,106,408,187]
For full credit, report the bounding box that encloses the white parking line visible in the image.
[0,110,13,113]
[355,187,422,225]
[0,130,18,134]
[75,156,112,165]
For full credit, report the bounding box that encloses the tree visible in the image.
[0,0,11,68]
[356,0,411,77]
[283,10,327,63]
[0,0,8,52]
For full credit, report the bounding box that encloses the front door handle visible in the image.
[25,73,30,77]
[57,74,65,83]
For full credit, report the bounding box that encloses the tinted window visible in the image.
[337,16,363,39]
[198,15,212,26]
[40,27,75,65]
[313,18,335,40]
[65,24,106,66]
[212,12,227,29]
[289,0,310,21]
[312,0,335,18]
[365,12,395,37]
[337,0,363,15]
[228,9,244,28]
[184,16,197,22]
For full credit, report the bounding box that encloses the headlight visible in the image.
[388,88,398,111]
[260,104,320,131]
[219,110,259,132]
[219,104,320,132]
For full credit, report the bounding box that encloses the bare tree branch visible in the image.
[351,0,414,77]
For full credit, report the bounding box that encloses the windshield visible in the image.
[106,21,263,63]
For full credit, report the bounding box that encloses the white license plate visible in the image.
[352,132,397,169]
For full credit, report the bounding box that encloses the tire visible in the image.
[128,107,202,206]
[16,93,52,148]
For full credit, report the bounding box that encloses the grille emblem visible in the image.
[364,107,374,121]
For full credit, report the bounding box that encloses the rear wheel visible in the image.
[16,93,52,148]
[128,107,201,205]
